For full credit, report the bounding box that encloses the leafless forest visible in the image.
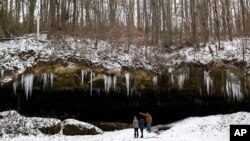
[1,0,250,48]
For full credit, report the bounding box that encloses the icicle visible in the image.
[103,74,112,93]
[153,76,158,90]
[43,73,47,89]
[21,74,24,89]
[204,71,213,94]
[104,75,107,92]
[177,68,189,89]
[204,71,209,94]
[0,69,4,78]
[13,81,18,95]
[225,72,243,101]
[168,68,174,85]
[171,74,174,85]
[50,73,54,87]
[113,76,117,91]
[177,73,185,89]
[125,72,130,96]
[24,74,34,100]
[81,70,84,85]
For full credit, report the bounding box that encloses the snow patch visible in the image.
[1,112,250,141]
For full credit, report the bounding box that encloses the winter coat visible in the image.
[140,113,152,124]
[139,118,145,129]
[133,117,139,128]
[146,114,152,124]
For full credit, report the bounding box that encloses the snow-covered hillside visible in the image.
[1,34,250,83]
[1,111,249,141]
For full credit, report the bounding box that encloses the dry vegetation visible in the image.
[1,0,250,58]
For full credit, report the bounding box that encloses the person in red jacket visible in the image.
[139,112,152,133]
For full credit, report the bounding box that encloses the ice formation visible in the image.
[125,72,130,96]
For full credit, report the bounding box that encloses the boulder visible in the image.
[62,119,103,135]
[93,122,132,131]
[0,110,20,118]
[0,111,103,137]
[0,110,61,137]
[38,124,61,135]
[157,125,171,131]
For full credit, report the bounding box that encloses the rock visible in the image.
[0,111,103,136]
[157,125,171,131]
[38,124,61,135]
[62,119,103,135]
[0,110,61,137]
[93,122,132,131]
[63,124,98,135]
[0,110,20,118]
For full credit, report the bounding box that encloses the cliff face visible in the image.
[1,34,250,85]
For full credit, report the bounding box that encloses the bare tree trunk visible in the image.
[73,0,77,29]
[240,0,246,61]
[225,0,233,41]
[143,0,149,57]
[137,0,141,29]
[28,0,37,33]
[161,0,166,43]
[85,0,91,28]
[109,0,116,27]
[166,0,172,45]
[190,0,197,47]
[214,0,221,49]
[50,0,56,31]
[180,0,184,45]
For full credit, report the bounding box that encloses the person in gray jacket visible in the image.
[133,116,139,138]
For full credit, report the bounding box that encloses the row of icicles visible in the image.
[9,70,158,100]
[12,73,54,100]
[0,67,244,101]
[178,68,243,101]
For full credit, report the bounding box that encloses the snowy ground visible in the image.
[1,112,250,141]
[1,34,250,83]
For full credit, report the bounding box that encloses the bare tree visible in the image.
[225,0,233,41]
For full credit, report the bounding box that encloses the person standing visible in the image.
[139,112,152,133]
[139,117,145,138]
[133,116,139,138]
